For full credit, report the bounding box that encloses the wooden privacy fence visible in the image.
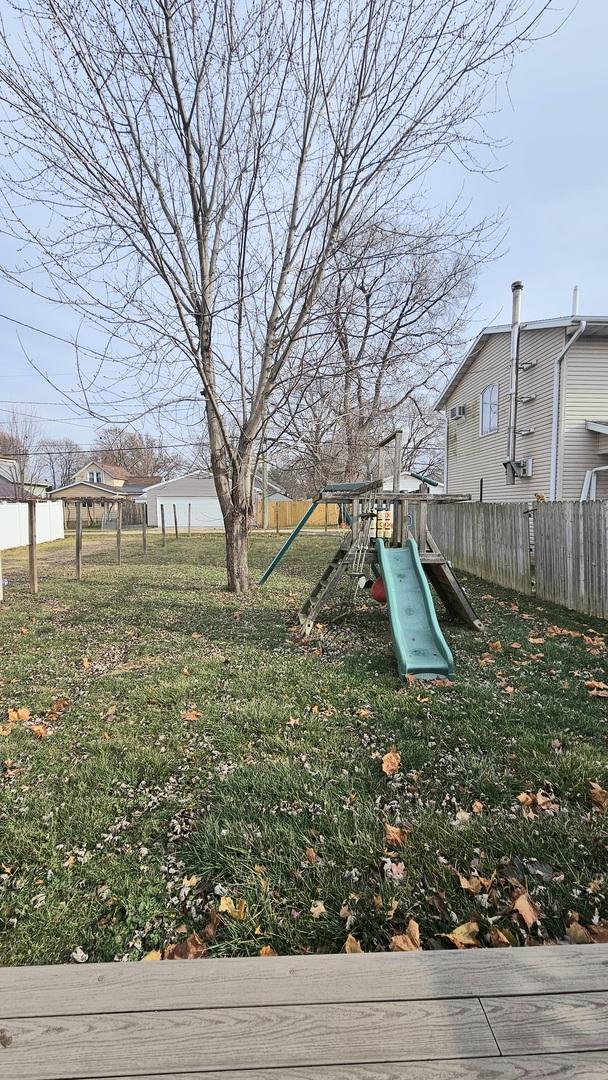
[535,500,608,620]
[256,499,340,530]
[427,501,532,593]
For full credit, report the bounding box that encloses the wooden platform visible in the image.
[1,947,608,1078]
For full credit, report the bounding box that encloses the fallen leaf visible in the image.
[454,809,470,824]
[457,873,482,896]
[489,928,513,947]
[585,679,608,692]
[590,782,608,811]
[31,723,50,739]
[82,657,90,670]
[384,823,409,847]
[471,800,484,814]
[489,641,502,652]
[566,921,594,945]
[512,891,541,929]
[305,846,317,864]
[163,932,207,960]
[48,697,70,721]
[344,933,363,953]
[259,944,277,956]
[441,920,480,949]
[181,709,202,722]
[218,896,247,921]
[389,919,420,951]
[416,694,429,703]
[382,748,401,776]
[202,906,220,941]
[528,636,545,645]
[310,900,326,918]
[287,716,300,726]
[142,950,162,961]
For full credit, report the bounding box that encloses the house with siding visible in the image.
[436,284,608,502]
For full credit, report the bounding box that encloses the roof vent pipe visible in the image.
[572,285,580,317]
[505,281,523,484]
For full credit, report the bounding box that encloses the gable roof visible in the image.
[434,315,608,411]
[140,471,286,496]
[77,460,133,480]
[50,480,129,498]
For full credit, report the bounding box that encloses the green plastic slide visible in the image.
[375,538,454,680]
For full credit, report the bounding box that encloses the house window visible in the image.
[480,384,499,436]
[88,470,102,484]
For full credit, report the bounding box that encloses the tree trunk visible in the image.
[224,506,250,594]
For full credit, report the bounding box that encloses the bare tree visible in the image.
[39,437,85,488]
[94,427,184,478]
[0,409,40,497]
[0,0,551,590]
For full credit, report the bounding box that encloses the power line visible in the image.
[2,439,205,458]
[0,309,133,358]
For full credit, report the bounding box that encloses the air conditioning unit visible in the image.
[449,404,465,420]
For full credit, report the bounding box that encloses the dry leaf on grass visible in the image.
[163,932,207,960]
[48,697,70,721]
[31,723,50,738]
[344,933,363,953]
[142,950,162,961]
[471,800,484,815]
[512,891,541,929]
[590,782,608,811]
[384,823,410,847]
[489,928,513,947]
[441,920,480,949]
[259,944,277,956]
[566,921,594,944]
[181,709,202,722]
[389,919,420,951]
[517,790,560,816]
[82,657,90,670]
[218,895,247,921]
[488,641,502,652]
[310,900,326,918]
[381,748,401,776]
[305,846,317,864]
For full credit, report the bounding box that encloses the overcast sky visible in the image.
[1,0,607,446]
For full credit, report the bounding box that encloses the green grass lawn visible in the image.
[1,529,607,964]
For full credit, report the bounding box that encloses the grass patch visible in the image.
[1,529,607,963]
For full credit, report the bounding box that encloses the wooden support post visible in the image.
[75,502,83,581]
[275,503,280,535]
[392,429,403,546]
[116,501,122,565]
[418,497,428,552]
[141,503,147,557]
[161,504,167,547]
[324,502,329,533]
[352,496,360,541]
[27,500,38,595]
[173,503,179,539]
[262,455,269,529]
[187,503,191,537]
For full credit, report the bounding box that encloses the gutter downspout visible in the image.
[549,319,586,501]
[505,281,523,484]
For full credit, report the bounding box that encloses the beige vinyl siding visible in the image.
[444,327,563,501]
[560,338,608,499]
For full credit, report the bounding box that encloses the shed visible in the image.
[140,471,290,528]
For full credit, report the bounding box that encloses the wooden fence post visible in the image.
[28,500,38,595]
[116,501,122,565]
[324,503,329,533]
[275,503,280,535]
[141,503,147,557]
[75,502,83,581]
[187,503,191,537]
[173,503,179,539]
[161,504,167,547]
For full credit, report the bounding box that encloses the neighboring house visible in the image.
[381,472,444,495]
[72,460,161,495]
[0,456,49,499]
[139,471,288,528]
[436,284,608,502]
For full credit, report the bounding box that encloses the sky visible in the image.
[0,0,607,449]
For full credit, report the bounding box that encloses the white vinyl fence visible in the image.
[0,500,64,551]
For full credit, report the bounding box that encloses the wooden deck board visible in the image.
[0,998,496,1080]
[483,991,608,1055]
[1,946,607,1019]
[69,1056,608,1080]
[1,948,607,1079]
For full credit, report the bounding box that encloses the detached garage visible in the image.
[140,472,225,529]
